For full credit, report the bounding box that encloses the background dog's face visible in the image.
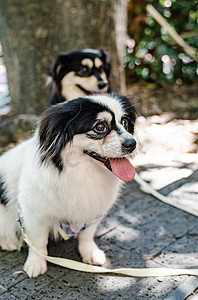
[47,49,110,101]
[39,94,136,181]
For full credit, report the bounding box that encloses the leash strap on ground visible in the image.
[134,172,198,218]
[23,234,198,278]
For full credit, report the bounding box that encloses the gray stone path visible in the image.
[0,166,197,300]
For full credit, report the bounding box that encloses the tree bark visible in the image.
[0,0,127,117]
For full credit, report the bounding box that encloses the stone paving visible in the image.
[0,116,198,299]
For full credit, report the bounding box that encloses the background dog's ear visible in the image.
[99,49,111,78]
[46,54,69,80]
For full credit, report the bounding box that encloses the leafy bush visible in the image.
[126,0,198,85]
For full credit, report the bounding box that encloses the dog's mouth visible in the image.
[89,91,106,95]
[83,150,135,182]
[77,85,108,95]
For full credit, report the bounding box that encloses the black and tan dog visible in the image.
[46,49,111,105]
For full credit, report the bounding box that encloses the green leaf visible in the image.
[159,0,166,5]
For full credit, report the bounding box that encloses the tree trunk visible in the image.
[0,0,127,117]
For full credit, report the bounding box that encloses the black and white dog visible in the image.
[0,94,136,277]
[47,49,111,105]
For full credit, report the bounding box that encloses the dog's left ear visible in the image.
[99,49,111,78]
[46,54,69,80]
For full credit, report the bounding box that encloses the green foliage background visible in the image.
[126,0,198,85]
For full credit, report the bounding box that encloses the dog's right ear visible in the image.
[38,100,83,171]
[38,103,73,171]
[46,54,69,80]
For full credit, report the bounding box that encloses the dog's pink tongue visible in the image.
[109,157,135,182]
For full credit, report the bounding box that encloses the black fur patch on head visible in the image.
[0,176,8,205]
[39,97,112,171]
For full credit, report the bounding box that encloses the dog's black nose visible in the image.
[122,139,136,153]
[98,81,107,90]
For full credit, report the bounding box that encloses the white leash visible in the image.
[134,172,198,217]
[23,233,198,277]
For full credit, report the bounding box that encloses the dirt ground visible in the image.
[134,114,198,165]
[127,83,198,120]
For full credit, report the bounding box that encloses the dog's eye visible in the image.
[93,122,108,134]
[78,66,91,76]
[121,118,129,131]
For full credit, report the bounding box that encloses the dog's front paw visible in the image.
[82,248,106,266]
[79,242,106,265]
[24,255,47,278]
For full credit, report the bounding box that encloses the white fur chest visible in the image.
[50,159,122,224]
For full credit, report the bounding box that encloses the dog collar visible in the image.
[59,215,103,240]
